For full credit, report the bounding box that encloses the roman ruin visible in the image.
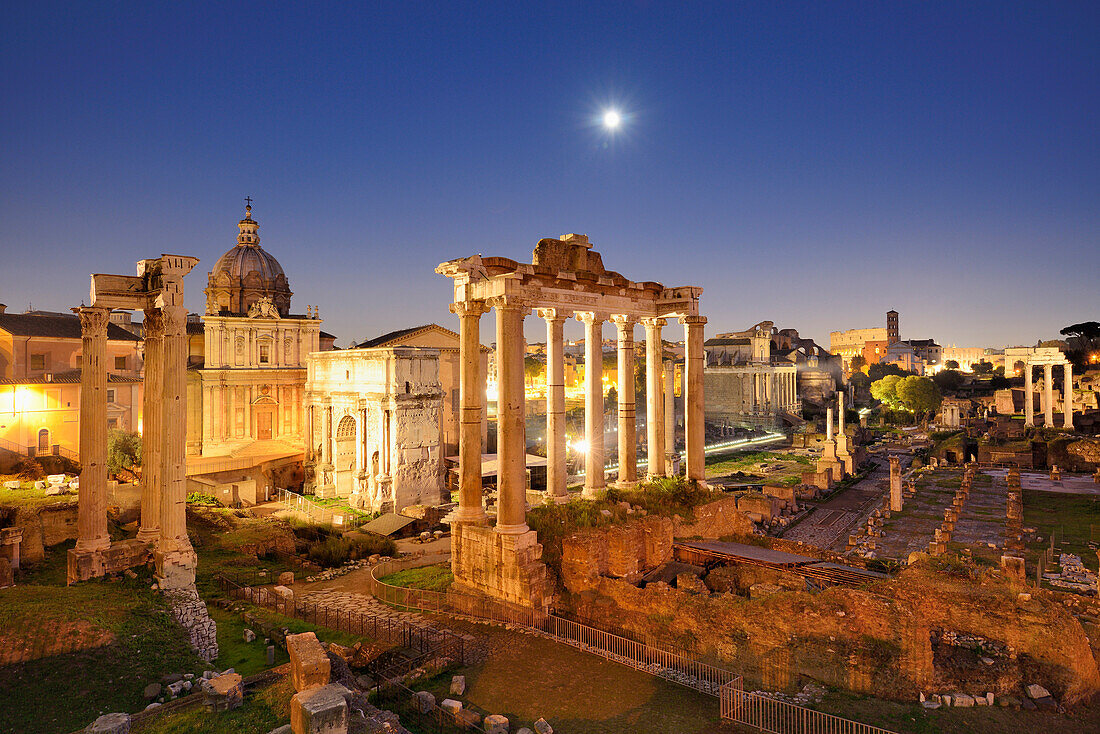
[1005,345,1075,428]
[437,234,706,608]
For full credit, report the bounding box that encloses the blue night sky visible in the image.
[2,2,1097,349]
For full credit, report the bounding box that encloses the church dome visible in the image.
[204,203,293,316]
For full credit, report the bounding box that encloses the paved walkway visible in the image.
[781,454,895,551]
[984,469,1100,496]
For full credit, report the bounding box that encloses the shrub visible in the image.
[107,429,142,478]
[16,458,45,481]
[306,532,396,567]
[186,492,222,507]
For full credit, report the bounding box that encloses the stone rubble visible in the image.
[163,586,219,661]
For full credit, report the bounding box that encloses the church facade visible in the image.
[185,205,329,457]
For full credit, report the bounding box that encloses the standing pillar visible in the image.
[1044,364,1054,427]
[453,300,490,523]
[611,316,637,488]
[1024,362,1034,427]
[156,303,196,588]
[304,403,314,461]
[838,392,846,434]
[682,315,707,487]
[137,308,163,543]
[1064,363,1074,430]
[322,405,333,465]
[826,407,834,441]
[642,318,666,479]
[75,307,111,552]
[579,312,606,498]
[541,309,569,501]
[889,456,903,512]
[494,297,529,533]
[664,359,676,474]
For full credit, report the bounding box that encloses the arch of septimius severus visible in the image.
[437,233,705,609]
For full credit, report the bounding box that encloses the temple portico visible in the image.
[1006,346,1074,429]
[438,234,705,609]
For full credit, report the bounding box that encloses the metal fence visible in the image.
[276,488,369,529]
[720,681,898,734]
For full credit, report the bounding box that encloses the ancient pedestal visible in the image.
[451,523,552,610]
[888,456,903,512]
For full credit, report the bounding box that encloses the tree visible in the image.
[849,354,866,372]
[1060,321,1100,340]
[107,429,142,478]
[870,375,903,409]
[932,369,964,392]
[523,356,545,383]
[868,362,910,382]
[895,376,942,428]
[973,360,994,374]
[944,360,960,370]
[605,385,618,412]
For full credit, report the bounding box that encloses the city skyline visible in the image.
[2,2,1096,348]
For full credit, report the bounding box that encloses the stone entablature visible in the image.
[1005,346,1074,429]
[304,346,445,513]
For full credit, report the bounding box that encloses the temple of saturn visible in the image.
[437,233,706,609]
[1004,346,1075,429]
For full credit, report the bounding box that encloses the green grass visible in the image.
[208,607,289,677]
[0,477,72,509]
[132,675,294,734]
[1023,491,1100,570]
[379,563,454,592]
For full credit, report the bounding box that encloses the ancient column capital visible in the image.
[162,305,188,337]
[640,317,667,329]
[575,311,605,325]
[487,295,529,314]
[142,308,164,338]
[450,300,490,318]
[76,306,111,336]
[609,314,635,331]
[537,307,568,323]
[680,314,708,327]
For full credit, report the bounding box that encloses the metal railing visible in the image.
[276,488,369,529]
[721,682,898,734]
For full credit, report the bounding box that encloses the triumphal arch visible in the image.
[437,233,706,609]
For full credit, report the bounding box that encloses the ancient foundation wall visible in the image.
[67,539,154,585]
[11,503,79,563]
[451,523,552,610]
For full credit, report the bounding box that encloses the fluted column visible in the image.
[1024,362,1034,426]
[76,307,110,552]
[1065,363,1074,430]
[493,297,529,533]
[578,312,606,498]
[158,304,193,558]
[826,407,834,441]
[642,318,666,479]
[137,308,162,543]
[1044,364,1054,427]
[322,405,333,464]
[664,359,675,474]
[837,392,846,434]
[304,403,314,461]
[682,315,707,487]
[611,316,637,488]
[452,300,490,523]
[540,308,569,502]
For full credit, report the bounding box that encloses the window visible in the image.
[106,389,116,403]
[259,344,270,364]
[29,353,45,371]
[107,418,118,430]
[114,356,127,370]
[76,355,82,368]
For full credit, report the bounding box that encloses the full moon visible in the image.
[602,109,621,130]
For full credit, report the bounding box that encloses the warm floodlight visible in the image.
[602,109,621,130]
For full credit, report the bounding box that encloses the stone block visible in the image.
[143,683,162,700]
[86,713,131,733]
[0,557,12,589]
[287,632,331,692]
[267,645,276,666]
[279,571,295,585]
[201,672,243,711]
[274,585,294,600]
[534,719,554,734]
[441,699,463,716]
[244,629,257,643]
[456,709,482,728]
[1026,683,1051,700]
[484,714,509,734]
[3,480,20,490]
[413,691,435,713]
[290,684,349,734]
[1000,555,1026,583]
[450,675,466,695]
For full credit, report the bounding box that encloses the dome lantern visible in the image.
[204,201,293,316]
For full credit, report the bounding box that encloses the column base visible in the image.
[546,492,572,505]
[155,547,198,591]
[612,480,638,491]
[135,527,160,544]
[494,522,530,535]
[453,507,490,525]
[581,486,605,500]
[451,523,552,610]
[74,536,111,553]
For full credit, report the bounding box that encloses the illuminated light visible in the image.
[602,109,621,130]
[571,440,589,453]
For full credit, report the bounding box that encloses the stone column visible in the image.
[889,456,903,512]
[682,315,707,487]
[452,300,490,523]
[611,316,637,488]
[1023,362,1034,426]
[494,297,529,533]
[579,312,606,498]
[541,308,569,501]
[642,318,666,478]
[137,308,163,543]
[322,405,333,464]
[826,407,834,441]
[1064,363,1074,430]
[838,392,846,434]
[244,386,253,440]
[75,307,111,552]
[156,303,196,587]
[304,403,314,461]
[1044,363,1054,427]
[227,386,237,438]
[664,359,676,473]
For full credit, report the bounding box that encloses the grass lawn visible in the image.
[1023,490,1100,571]
[413,626,723,734]
[132,675,294,734]
[0,476,73,508]
[379,563,454,592]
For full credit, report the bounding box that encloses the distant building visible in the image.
[941,346,1004,372]
[0,306,143,459]
[883,341,923,374]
